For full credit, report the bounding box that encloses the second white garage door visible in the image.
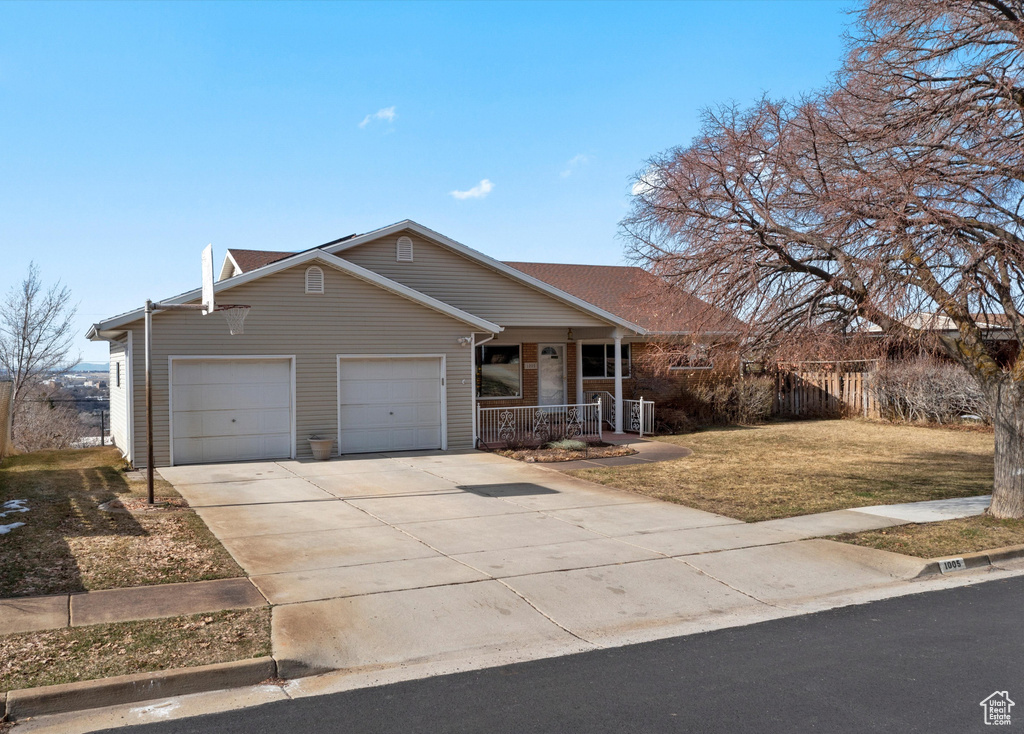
[171,358,293,465]
[338,357,443,454]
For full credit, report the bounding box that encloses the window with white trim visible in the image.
[305,266,324,294]
[581,343,631,378]
[476,344,521,398]
[396,236,414,262]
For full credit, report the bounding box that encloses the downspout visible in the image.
[471,332,496,447]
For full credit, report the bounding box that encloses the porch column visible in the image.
[613,335,623,433]
[575,341,583,405]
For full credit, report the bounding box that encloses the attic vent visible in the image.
[396,236,414,262]
[305,266,324,294]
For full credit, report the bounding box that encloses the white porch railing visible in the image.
[623,398,655,437]
[584,390,655,436]
[478,401,603,446]
[583,390,615,428]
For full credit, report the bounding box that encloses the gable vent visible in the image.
[396,236,414,262]
[305,266,325,294]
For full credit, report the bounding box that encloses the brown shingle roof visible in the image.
[504,262,744,334]
[227,248,295,273]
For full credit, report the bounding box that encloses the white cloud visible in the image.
[631,166,664,196]
[359,106,397,129]
[450,179,494,200]
[560,153,591,178]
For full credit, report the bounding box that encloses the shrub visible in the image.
[654,407,698,434]
[546,439,587,451]
[870,357,990,424]
[681,376,775,426]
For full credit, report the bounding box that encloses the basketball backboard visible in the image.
[201,244,214,314]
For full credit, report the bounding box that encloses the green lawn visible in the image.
[570,420,994,522]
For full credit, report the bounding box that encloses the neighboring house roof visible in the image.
[87,248,502,339]
[504,262,744,335]
[861,311,1017,337]
[223,248,294,278]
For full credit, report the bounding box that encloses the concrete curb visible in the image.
[3,655,277,721]
[915,544,1024,578]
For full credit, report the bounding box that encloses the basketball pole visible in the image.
[144,299,206,505]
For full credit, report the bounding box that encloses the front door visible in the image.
[538,344,566,405]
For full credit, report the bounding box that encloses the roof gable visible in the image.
[326,220,644,333]
[88,248,502,338]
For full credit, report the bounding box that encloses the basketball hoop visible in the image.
[218,305,251,335]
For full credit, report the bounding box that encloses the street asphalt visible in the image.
[92,574,1024,734]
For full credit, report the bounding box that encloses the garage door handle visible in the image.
[389,412,394,415]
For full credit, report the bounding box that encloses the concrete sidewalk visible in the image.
[0,578,266,635]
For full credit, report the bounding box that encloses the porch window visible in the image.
[582,343,631,379]
[476,344,521,398]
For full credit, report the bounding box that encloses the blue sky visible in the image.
[0,1,850,362]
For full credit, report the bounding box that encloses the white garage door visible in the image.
[171,359,293,465]
[338,357,443,454]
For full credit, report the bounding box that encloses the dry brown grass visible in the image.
[0,608,271,693]
[569,419,994,522]
[834,516,1024,558]
[0,447,244,597]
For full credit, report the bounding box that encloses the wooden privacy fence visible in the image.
[775,370,880,418]
[0,381,12,460]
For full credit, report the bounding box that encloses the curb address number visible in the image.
[938,557,966,574]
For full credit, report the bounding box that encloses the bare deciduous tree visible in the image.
[624,0,1024,516]
[14,387,83,453]
[0,263,79,441]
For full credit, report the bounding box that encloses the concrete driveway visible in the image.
[158,451,924,680]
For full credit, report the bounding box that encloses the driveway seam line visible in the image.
[336,489,601,649]
[673,558,787,609]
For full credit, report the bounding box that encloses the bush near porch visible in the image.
[569,420,994,522]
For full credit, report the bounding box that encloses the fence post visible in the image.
[597,398,603,441]
[100,410,106,446]
[638,397,644,438]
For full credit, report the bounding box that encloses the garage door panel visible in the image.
[338,379,391,403]
[171,359,293,465]
[390,360,440,379]
[389,379,439,402]
[338,357,443,454]
[172,385,205,412]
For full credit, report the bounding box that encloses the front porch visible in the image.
[470,327,656,447]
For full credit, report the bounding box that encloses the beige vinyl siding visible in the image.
[341,232,611,328]
[108,340,130,458]
[122,262,474,467]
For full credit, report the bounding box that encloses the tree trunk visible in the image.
[989,380,1024,519]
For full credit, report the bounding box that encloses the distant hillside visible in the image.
[70,362,109,372]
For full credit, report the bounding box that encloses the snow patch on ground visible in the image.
[0,499,29,517]
[0,500,29,533]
